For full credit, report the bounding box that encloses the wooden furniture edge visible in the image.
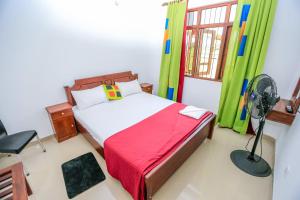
[0,162,32,200]
[46,102,73,114]
[267,99,296,125]
[140,83,153,88]
[291,77,300,114]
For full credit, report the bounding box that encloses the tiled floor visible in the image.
[0,127,274,200]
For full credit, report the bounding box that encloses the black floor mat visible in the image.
[61,152,106,199]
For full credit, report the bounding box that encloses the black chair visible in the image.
[0,120,46,175]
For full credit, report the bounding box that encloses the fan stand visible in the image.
[230,119,272,177]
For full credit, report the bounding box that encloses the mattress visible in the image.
[73,92,175,146]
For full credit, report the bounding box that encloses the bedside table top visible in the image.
[140,83,153,87]
[46,102,73,114]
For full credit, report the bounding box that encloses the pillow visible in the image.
[103,85,122,100]
[71,85,108,110]
[115,79,142,97]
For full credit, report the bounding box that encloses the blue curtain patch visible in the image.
[238,35,247,56]
[167,87,174,100]
[165,18,169,30]
[239,4,251,27]
[165,39,171,54]
[240,79,248,96]
[240,105,247,120]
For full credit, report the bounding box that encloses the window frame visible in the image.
[185,1,238,82]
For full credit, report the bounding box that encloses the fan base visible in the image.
[230,150,272,177]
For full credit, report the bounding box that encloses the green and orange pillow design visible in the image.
[103,85,122,100]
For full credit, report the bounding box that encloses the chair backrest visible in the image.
[0,120,7,139]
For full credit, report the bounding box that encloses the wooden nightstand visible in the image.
[46,102,77,142]
[140,83,153,94]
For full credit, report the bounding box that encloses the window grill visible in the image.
[185,1,237,81]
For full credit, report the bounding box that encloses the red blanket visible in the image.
[104,103,212,200]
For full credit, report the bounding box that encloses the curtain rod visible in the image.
[161,0,184,7]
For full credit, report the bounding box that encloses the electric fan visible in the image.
[230,74,280,177]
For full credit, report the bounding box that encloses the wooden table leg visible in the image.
[25,178,32,196]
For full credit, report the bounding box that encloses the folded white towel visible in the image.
[179,106,207,119]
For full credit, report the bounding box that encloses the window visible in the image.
[185,1,237,81]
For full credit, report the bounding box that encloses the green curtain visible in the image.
[217,0,277,134]
[158,0,186,101]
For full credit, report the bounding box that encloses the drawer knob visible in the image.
[61,112,64,115]
[71,124,74,127]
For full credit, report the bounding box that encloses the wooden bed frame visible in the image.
[64,71,216,200]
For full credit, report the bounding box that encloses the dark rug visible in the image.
[61,152,106,199]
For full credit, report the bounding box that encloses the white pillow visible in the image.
[116,80,142,97]
[71,85,108,110]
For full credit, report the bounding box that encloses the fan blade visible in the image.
[257,77,272,95]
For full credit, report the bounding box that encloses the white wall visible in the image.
[273,113,300,200]
[0,0,166,138]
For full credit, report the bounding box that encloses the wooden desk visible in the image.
[0,162,32,200]
[266,99,296,125]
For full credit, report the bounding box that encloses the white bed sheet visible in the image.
[73,92,175,146]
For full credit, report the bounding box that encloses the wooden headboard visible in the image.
[64,71,138,106]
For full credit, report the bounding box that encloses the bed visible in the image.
[64,71,216,200]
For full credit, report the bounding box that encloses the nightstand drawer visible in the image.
[51,109,73,120]
[142,87,152,93]
[140,83,153,94]
[52,116,77,142]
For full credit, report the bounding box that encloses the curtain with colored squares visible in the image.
[217,0,278,134]
[158,0,187,102]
